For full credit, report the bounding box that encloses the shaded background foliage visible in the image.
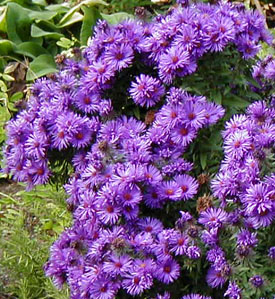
[0,0,274,298]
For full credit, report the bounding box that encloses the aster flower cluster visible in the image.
[43,89,216,297]
[212,101,275,229]
[2,1,274,298]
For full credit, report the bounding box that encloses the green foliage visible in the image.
[0,183,71,299]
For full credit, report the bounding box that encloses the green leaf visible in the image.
[6,3,31,44]
[80,6,101,45]
[2,74,14,81]
[0,39,14,55]
[0,6,7,32]
[31,24,63,39]
[46,3,70,14]
[57,12,83,28]
[223,93,250,108]
[28,10,57,21]
[211,90,222,104]
[56,37,74,49]
[10,91,23,102]
[200,152,207,170]
[58,0,107,28]
[32,0,47,6]
[101,12,134,24]
[26,54,57,81]
[14,42,49,59]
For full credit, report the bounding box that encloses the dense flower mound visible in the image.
[3,1,271,190]
[2,1,274,298]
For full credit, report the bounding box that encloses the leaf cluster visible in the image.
[0,183,71,299]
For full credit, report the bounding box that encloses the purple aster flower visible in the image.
[97,200,121,225]
[169,231,189,255]
[236,35,261,59]
[236,229,257,248]
[144,165,162,185]
[175,174,199,200]
[89,278,117,299]
[156,291,171,299]
[182,294,212,299]
[242,182,274,228]
[105,43,134,71]
[223,130,252,160]
[268,247,275,259]
[264,59,275,79]
[204,16,235,52]
[159,180,182,201]
[249,275,264,288]
[155,257,180,284]
[122,272,153,295]
[129,74,165,108]
[198,207,228,229]
[201,228,219,246]
[173,25,199,51]
[118,184,142,207]
[25,131,48,159]
[206,266,227,288]
[103,254,132,277]
[159,47,194,83]
[138,217,164,235]
[144,186,165,209]
[73,91,100,113]
[186,245,201,259]
[171,125,197,147]
[224,281,242,299]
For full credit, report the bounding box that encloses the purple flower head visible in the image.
[122,272,153,295]
[186,245,201,259]
[206,266,228,288]
[224,281,242,299]
[130,74,165,108]
[103,254,132,277]
[243,182,274,228]
[268,247,275,259]
[105,43,134,71]
[159,180,182,201]
[182,294,212,299]
[175,174,199,200]
[169,231,189,255]
[138,217,164,235]
[159,47,194,83]
[199,207,228,229]
[249,275,264,288]
[155,257,180,284]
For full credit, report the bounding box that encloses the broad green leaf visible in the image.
[31,24,63,39]
[58,0,107,28]
[26,54,57,81]
[14,42,49,59]
[29,10,57,21]
[46,3,70,14]
[101,12,134,24]
[0,39,14,55]
[57,12,83,28]
[6,3,31,44]
[0,7,7,32]
[80,6,101,46]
